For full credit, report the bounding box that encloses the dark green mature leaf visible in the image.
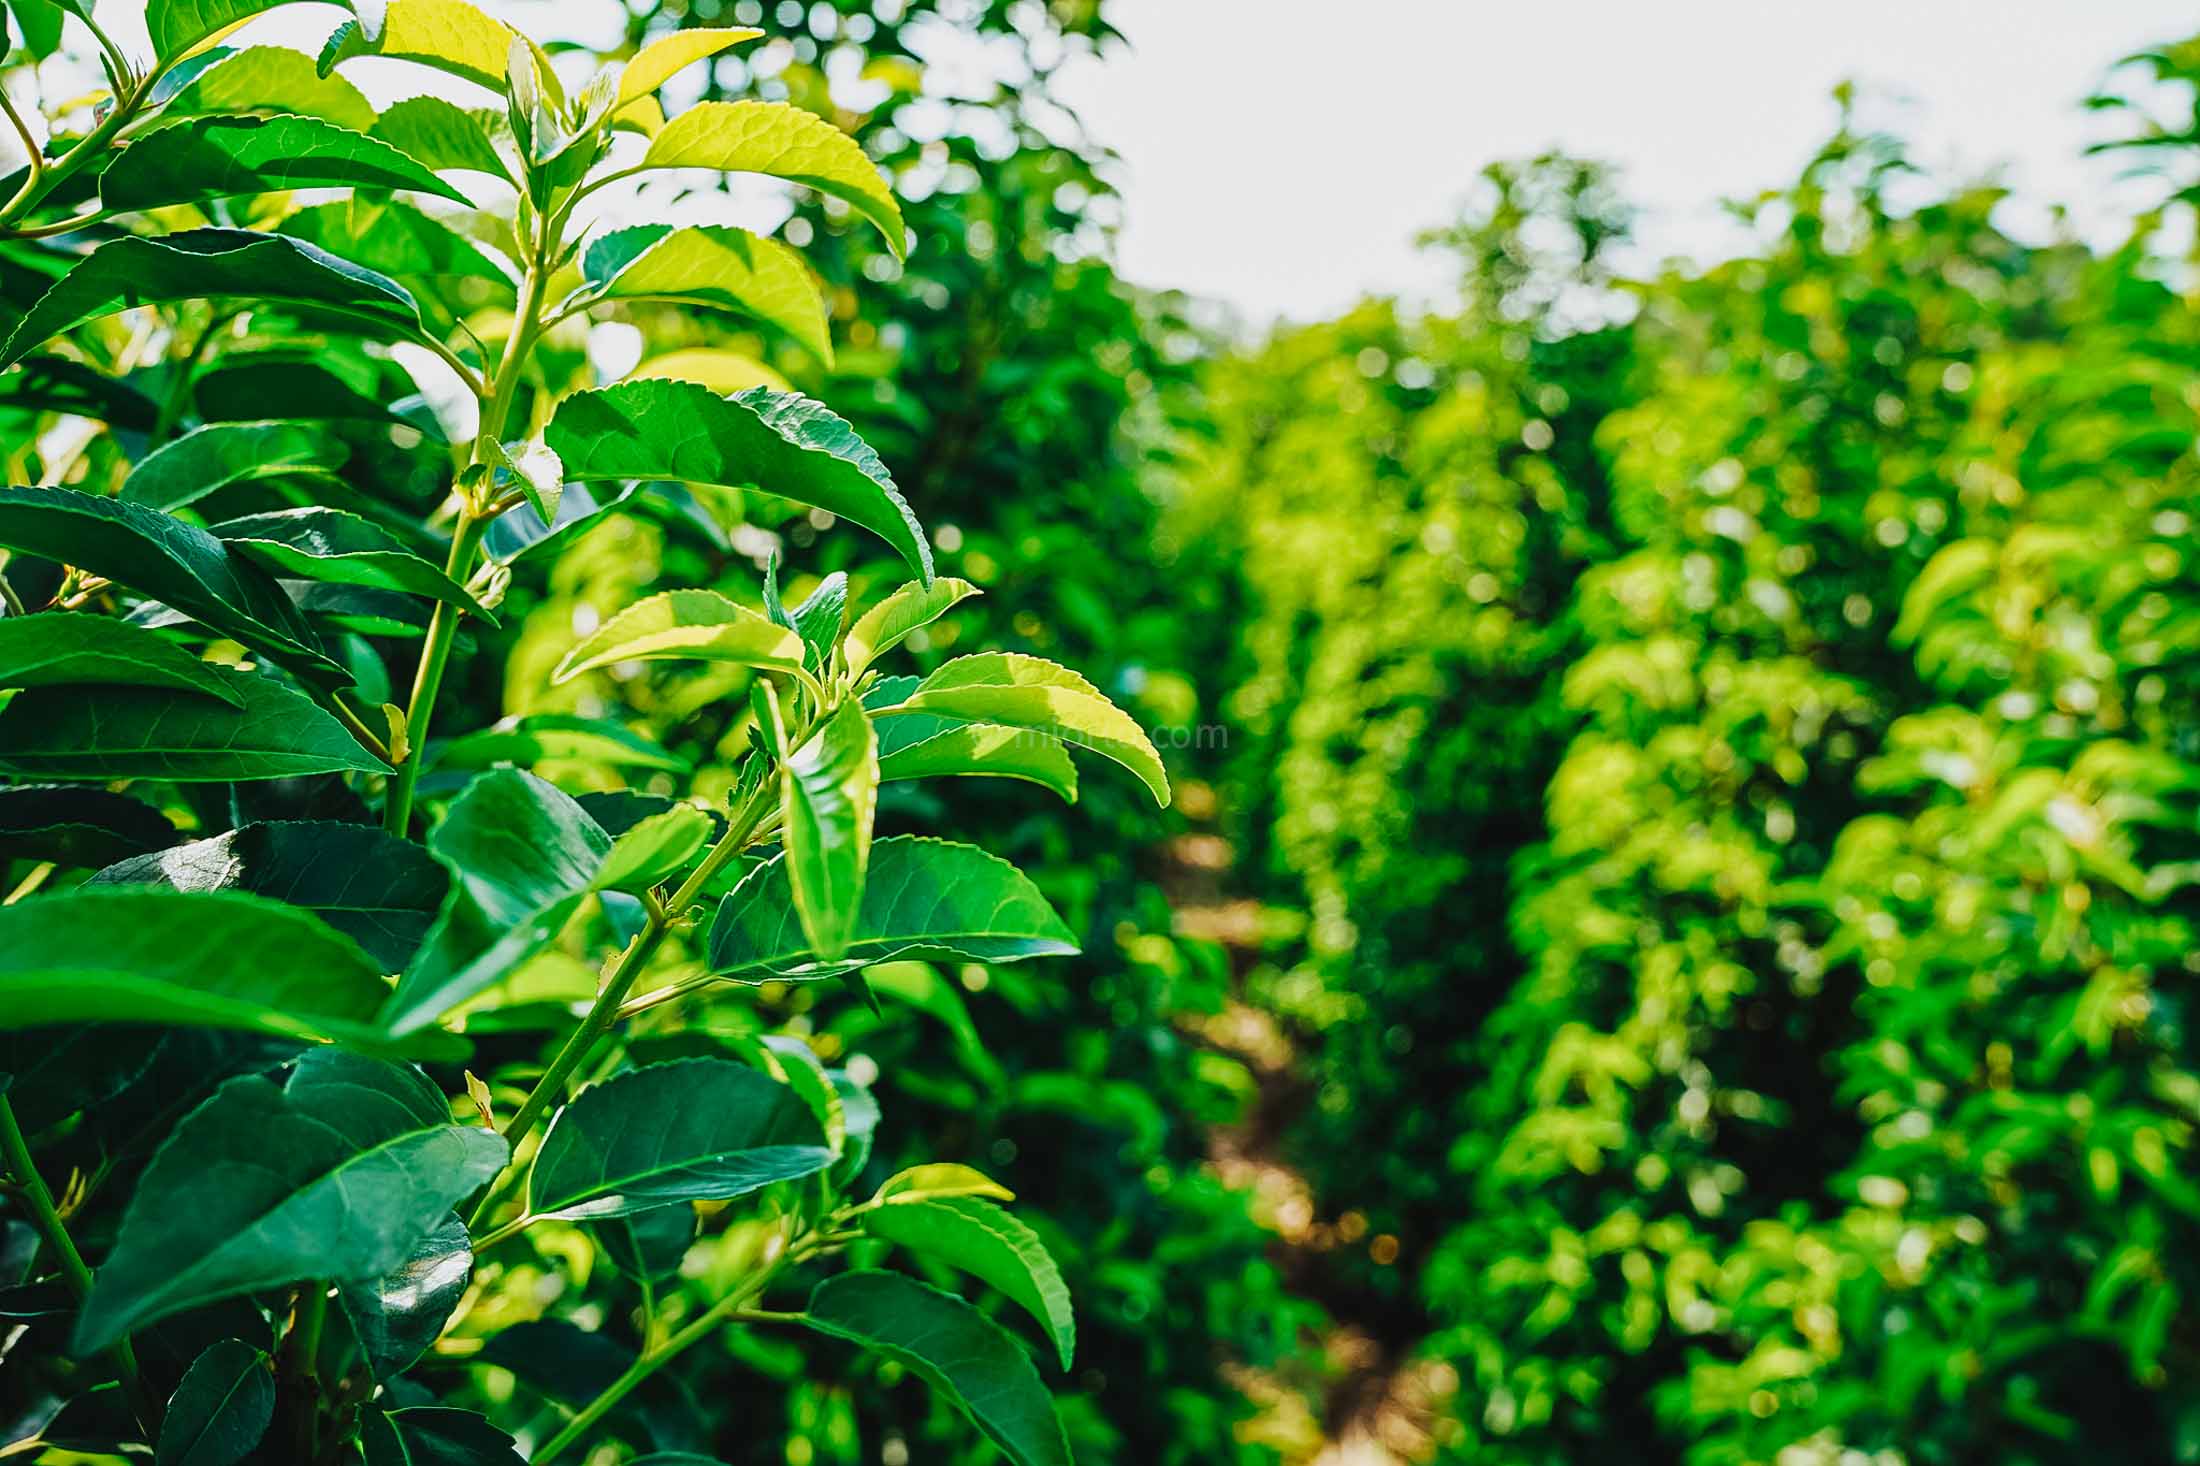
[738,1033,848,1155]
[384,770,611,1033]
[863,1197,1074,1369]
[360,1405,527,1466]
[0,612,243,704]
[551,588,806,684]
[803,1272,1071,1466]
[708,836,1076,980]
[194,352,427,429]
[639,101,905,256]
[546,380,932,582]
[338,1212,472,1380]
[592,1204,696,1283]
[0,784,175,867]
[212,508,491,616]
[280,198,510,284]
[0,485,343,685]
[153,44,378,130]
[843,576,979,675]
[371,96,509,178]
[0,886,431,1053]
[874,652,1169,805]
[525,1058,832,1220]
[91,821,448,970]
[77,1050,504,1350]
[0,1026,167,1135]
[155,1338,273,1466]
[582,224,831,362]
[0,230,425,370]
[0,667,388,782]
[876,722,1079,803]
[781,698,877,964]
[432,713,686,773]
[0,356,160,429]
[121,421,351,511]
[100,114,468,214]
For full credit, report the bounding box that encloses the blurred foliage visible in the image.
[1177,64,2200,1466]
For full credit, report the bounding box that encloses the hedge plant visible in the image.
[0,3,1167,1462]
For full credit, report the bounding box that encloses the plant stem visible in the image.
[0,1094,159,1435]
[0,68,143,233]
[0,89,45,221]
[382,201,556,839]
[381,511,485,835]
[466,785,776,1232]
[533,1241,799,1464]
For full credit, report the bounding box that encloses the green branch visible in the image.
[0,1094,160,1435]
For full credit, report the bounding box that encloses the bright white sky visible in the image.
[1053,0,2200,324]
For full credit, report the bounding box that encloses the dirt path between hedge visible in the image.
[1155,812,1447,1466]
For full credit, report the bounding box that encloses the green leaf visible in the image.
[596,801,713,891]
[702,1030,850,1158]
[873,1163,1015,1205]
[591,1204,695,1283]
[432,713,687,774]
[0,230,425,371]
[322,0,550,97]
[360,1406,527,1466]
[90,820,448,970]
[370,96,510,178]
[0,667,388,782]
[101,114,470,216]
[843,576,979,675]
[0,886,432,1054]
[582,224,831,363]
[639,101,905,256]
[488,437,562,523]
[876,723,1079,803]
[875,652,1169,805]
[0,611,244,704]
[781,698,878,964]
[385,770,611,1033]
[525,1057,832,1221]
[551,587,807,684]
[78,1051,501,1352]
[615,26,763,104]
[154,45,377,130]
[146,0,304,60]
[121,420,350,511]
[212,507,492,616]
[0,784,175,867]
[155,1338,274,1466]
[546,380,932,583]
[338,1212,471,1380]
[0,485,343,685]
[784,568,847,671]
[862,960,1003,1088]
[279,198,510,284]
[802,1272,1071,1466]
[862,1197,1074,1369]
[708,835,1077,980]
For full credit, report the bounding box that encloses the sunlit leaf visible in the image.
[708,835,1076,980]
[640,101,904,256]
